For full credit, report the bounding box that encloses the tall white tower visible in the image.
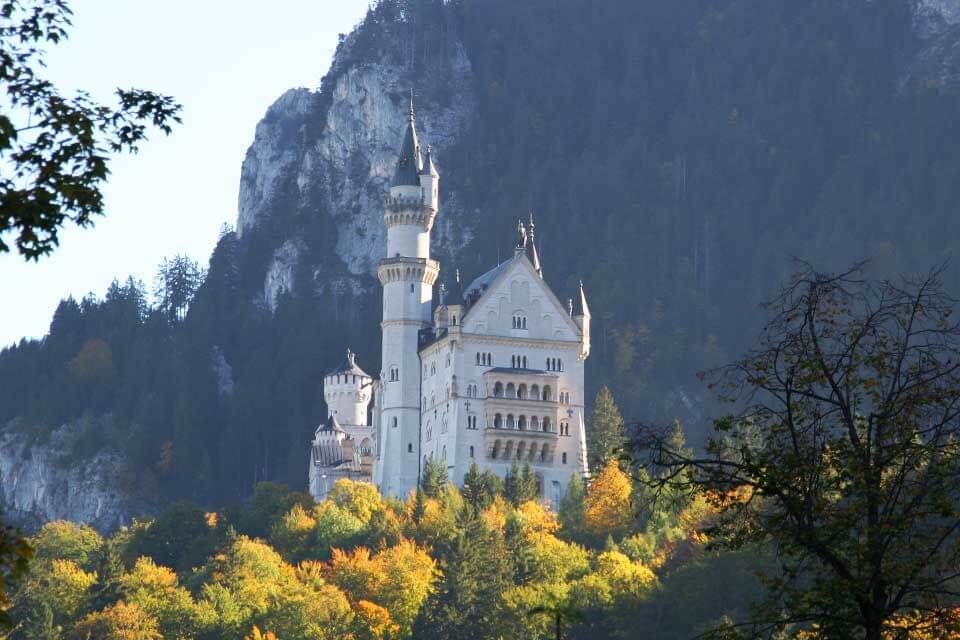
[374,99,439,498]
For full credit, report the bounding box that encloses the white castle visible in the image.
[310,100,591,507]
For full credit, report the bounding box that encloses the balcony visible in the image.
[483,425,558,465]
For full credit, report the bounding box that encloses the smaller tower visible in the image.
[323,349,373,426]
[527,213,543,278]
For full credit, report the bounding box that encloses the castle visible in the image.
[309,99,590,507]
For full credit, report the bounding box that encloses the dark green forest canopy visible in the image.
[2,0,959,508]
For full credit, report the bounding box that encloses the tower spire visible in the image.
[527,211,542,278]
[391,89,422,187]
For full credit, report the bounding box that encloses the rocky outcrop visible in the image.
[908,0,960,87]
[235,27,475,306]
[0,424,149,532]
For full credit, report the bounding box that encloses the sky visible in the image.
[0,0,371,347]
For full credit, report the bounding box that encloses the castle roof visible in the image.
[318,414,346,434]
[391,95,422,187]
[424,144,439,177]
[327,348,370,378]
[463,261,510,303]
[575,281,590,317]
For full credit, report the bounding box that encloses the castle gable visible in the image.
[462,255,580,342]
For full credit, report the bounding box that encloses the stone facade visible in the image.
[309,102,590,507]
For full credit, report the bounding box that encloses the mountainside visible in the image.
[3,0,960,528]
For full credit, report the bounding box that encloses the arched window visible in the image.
[442,445,447,459]
[531,416,539,430]
[392,417,398,429]
[410,283,415,293]
[543,417,551,432]
[494,382,504,397]
[518,384,527,400]
[531,384,540,398]
[487,353,492,365]
[408,442,413,453]
[540,446,547,462]
[492,440,500,460]
[543,386,552,401]
[507,414,515,429]
[476,353,481,365]
[518,415,527,430]
[558,359,563,372]
[452,315,457,325]
[522,356,528,368]
[506,382,516,398]
[562,452,567,464]
[494,414,503,429]
[431,363,436,376]
[470,445,475,458]
[522,317,527,329]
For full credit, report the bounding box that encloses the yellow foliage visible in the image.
[584,459,633,538]
[326,538,437,637]
[480,495,511,532]
[594,550,658,600]
[121,557,202,639]
[355,599,400,640]
[527,533,591,583]
[517,500,560,538]
[328,479,385,523]
[244,625,277,640]
[68,600,161,640]
[17,558,97,624]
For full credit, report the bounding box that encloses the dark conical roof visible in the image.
[319,414,345,433]
[391,95,422,187]
[424,144,439,177]
[327,348,370,378]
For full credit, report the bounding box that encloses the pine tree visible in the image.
[421,458,449,499]
[517,463,538,504]
[414,508,511,640]
[461,462,490,512]
[586,386,624,469]
[558,473,587,542]
[85,540,126,614]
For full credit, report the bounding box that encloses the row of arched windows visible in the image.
[492,413,553,432]
[511,355,528,369]
[466,415,479,429]
[546,358,564,371]
[465,384,479,398]
[559,422,571,436]
[493,382,553,401]
[388,367,399,382]
[490,439,550,463]
[512,315,527,329]
[476,352,492,366]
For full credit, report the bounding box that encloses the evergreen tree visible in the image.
[586,387,624,469]
[85,541,126,615]
[517,463,538,504]
[461,462,490,512]
[558,474,587,542]
[420,458,449,499]
[414,509,511,640]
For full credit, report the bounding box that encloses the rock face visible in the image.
[909,0,960,87]
[0,426,147,531]
[236,31,475,307]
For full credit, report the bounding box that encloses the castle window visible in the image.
[392,417,398,429]
[562,452,567,464]
[390,367,399,382]
[531,416,539,430]
[522,356,528,368]
[517,384,527,400]
[513,315,527,330]
[540,446,548,462]
[487,353,492,366]
[507,414,515,429]
[518,415,527,430]
[442,445,447,459]
[531,384,540,398]
[506,382,516,398]
[543,417,552,432]
[431,363,436,376]
[410,283,415,293]
[470,445,475,458]
[452,315,458,325]
[408,443,413,453]
[494,382,504,397]
[494,414,503,429]
[476,353,481,365]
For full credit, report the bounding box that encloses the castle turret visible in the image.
[374,96,440,498]
[323,349,373,426]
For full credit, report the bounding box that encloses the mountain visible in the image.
[3,0,960,529]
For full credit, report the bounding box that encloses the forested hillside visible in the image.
[3,0,960,515]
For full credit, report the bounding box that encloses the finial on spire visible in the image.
[528,211,536,241]
[516,219,527,249]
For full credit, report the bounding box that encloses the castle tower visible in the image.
[323,349,373,426]
[374,98,440,498]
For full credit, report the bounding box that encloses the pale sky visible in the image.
[0,0,370,347]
